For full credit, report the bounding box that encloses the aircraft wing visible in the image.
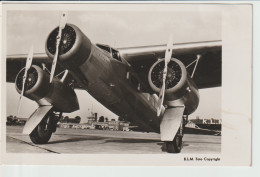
[6,53,51,82]
[7,40,221,90]
[118,40,221,89]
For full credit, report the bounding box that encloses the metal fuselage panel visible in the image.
[70,44,161,132]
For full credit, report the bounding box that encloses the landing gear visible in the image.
[29,111,61,144]
[165,118,185,153]
[165,133,183,153]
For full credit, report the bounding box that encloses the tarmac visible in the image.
[6,126,221,154]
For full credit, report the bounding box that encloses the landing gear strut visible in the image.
[29,111,62,144]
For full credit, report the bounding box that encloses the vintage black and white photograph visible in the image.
[1,3,252,166]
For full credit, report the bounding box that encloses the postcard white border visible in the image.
[0,1,254,169]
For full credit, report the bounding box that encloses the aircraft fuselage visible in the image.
[71,44,161,132]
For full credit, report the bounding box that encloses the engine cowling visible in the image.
[148,58,199,115]
[45,24,92,69]
[15,65,79,113]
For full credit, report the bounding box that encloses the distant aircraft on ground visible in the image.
[6,12,221,153]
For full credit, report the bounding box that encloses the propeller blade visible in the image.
[17,45,34,116]
[59,11,68,29]
[25,45,34,69]
[157,64,167,116]
[156,35,174,116]
[50,11,68,83]
[165,35,173,64]
[156,77,166,116]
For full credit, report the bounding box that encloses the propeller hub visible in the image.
[150,59,182,90]
[46,25,76,56]
[16,67,38,92]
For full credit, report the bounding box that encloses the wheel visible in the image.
[29,113,53,144]
[165,121,184,153]
[165,135,183,153]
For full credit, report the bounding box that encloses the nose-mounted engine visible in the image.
[15,65,79,113]
[45,24,92,69]
[148,58,199,115]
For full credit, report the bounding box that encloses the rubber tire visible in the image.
[165,135,183,153]
[29,116,52,144]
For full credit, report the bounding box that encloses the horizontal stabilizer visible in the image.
[22,105,53,135]
[160,106,185,141]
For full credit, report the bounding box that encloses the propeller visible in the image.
[156,35,174,116]
[49,11,68,83]
[17,45,34,116]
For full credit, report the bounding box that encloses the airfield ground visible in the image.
[6,126,221,154]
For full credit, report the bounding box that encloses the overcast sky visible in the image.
[6,10,221,121]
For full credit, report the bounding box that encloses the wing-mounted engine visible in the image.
[148,58,199,115]
[15,65,79,113]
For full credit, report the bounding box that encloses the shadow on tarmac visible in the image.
[104,138,160,144]
[48,136,105,144]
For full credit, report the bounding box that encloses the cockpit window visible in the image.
[112,49,122,62]
[96,44,122,62]
[96,44,111,53]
